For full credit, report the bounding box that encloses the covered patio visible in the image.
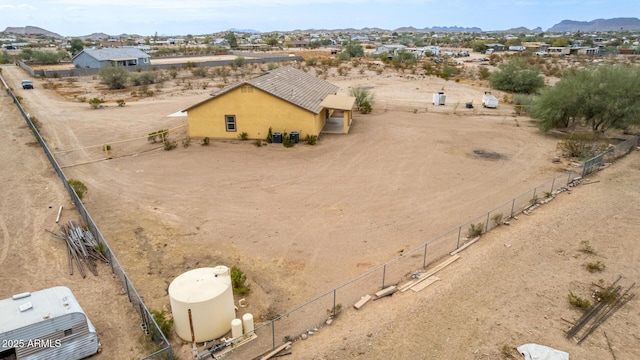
[320,94,356,134]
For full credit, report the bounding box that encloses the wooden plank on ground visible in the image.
[353,294,372,310]
[260,341,292,360]
[400,254,460,293]
[410,276,441,292]
[450,236,480,256]
[375,285,397,298]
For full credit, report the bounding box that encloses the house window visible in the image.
[64,329,73,337]
[225,115,236,132]
[143,58,149,64]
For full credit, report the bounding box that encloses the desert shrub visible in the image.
[326,303,343,317]
[568,291,591,310]
[586,261,606,273]
[350,86,374,113]
[102,144,111,151]
[282,133,295,148]
[67,179,88,200]
[150,310,173,338]
[201,137,210,146]
[163,140,177,151]
[116,99,126,107]
[579,240,596,254]
[558,133,607,159]
[359,100,372,114]
[305,134,318,145]
[255,139,262,147]
[130,71,157,85]
[266,127,273,143]
[238,131,249,140]
[148,129,169,143]
[492,213,503,226]
[306,57,317,66]
[98,64,129,89]
[182,137,191,148]
[88,97,104,109]
[500,344,516,359]
[467,223,484,237]
[191,67,208,78]
[233,56,245,68]
[230,266,251,295]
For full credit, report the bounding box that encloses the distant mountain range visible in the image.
[547,18,640,32]
[2,26,63,39]
[2,17,639,39]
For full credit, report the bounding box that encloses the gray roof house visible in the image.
[0,286,100,360]
[72,47,151,69]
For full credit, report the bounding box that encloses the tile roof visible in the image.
[208,66,339,114]
[74,47,150,61]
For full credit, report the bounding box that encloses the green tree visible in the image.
[471,41,488,53]
[489,58,544,94]
[225,32,238,49]
[98,64,129,90]
[69,38,84,56]
[32,50,62,65]
[532,64,640,133]
[340,39,364,60]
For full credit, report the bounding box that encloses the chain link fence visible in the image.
[219,137,638,360]
[1,75,173,359]
[6,71,638,360]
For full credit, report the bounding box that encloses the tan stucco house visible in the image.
[183,66,355,141]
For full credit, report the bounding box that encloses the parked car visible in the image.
[21,80,33,89]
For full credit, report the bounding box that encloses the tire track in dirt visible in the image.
[0,216,9,267]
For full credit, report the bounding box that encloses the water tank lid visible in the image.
[169,267,230,303]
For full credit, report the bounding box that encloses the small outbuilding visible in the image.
[72,47,151,69]
[0,286,100,360]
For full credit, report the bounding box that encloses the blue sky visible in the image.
[0,0,635,37]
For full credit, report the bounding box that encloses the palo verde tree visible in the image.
[489,57,544,94]
[98,64,130,90]
[532,64,640,134]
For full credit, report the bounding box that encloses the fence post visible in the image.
[381,264,386,289]
[532,188,537,202]
[510,198,515,218]
[422,243,428,269]
[550,177,556,194]
[485,212,490,232]
[271,320,276,349]
[125,275,131,302]
[456,226,462,249]
[333,290,337,317]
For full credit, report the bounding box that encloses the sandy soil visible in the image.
[1,55,638,360]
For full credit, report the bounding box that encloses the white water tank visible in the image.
[242,313,254,334]
[231,318,243,338]
[168,266,236,342]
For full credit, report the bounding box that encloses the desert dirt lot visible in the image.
[1,56,639,360]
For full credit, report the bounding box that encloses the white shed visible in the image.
[0,286,100,360]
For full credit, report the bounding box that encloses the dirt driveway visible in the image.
[2,60,638,360]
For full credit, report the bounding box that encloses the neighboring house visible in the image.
[72,47,151,69]
[183,66,355,140]
[373,44,407,56]
[0,286,100,360]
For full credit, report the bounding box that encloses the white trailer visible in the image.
[482,92,499,109]
[0,286,100,360]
